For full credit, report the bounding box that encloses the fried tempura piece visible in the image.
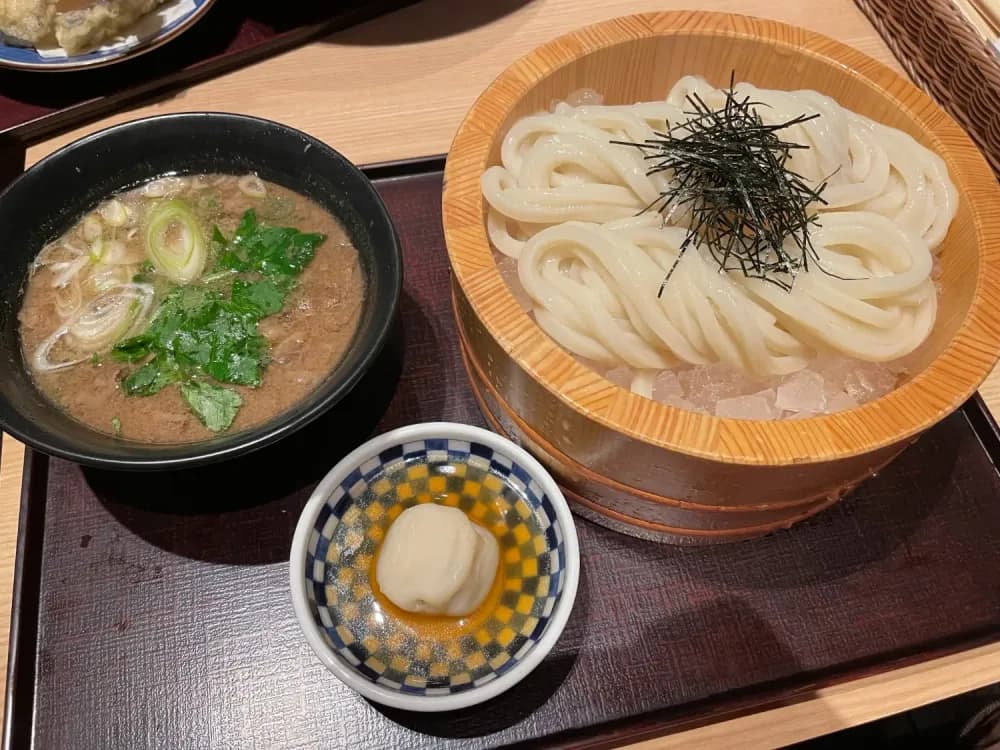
[0,0,58,45]
[54,0,168,54]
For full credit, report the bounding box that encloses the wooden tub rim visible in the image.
[442,10,1000,466]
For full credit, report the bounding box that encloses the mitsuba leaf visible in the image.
[122,355,181,396]
[231,278,286,317]
[180,381,242,432]
[212,209,325,279]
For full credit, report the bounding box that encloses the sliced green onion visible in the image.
[82,214,102,243]
[99,199,129,227]
[238,175,267,198]
[144,199,207,284]
[65,283,154,353]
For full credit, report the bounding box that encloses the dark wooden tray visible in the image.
[0,1,420,142]
[2,158,1000,750]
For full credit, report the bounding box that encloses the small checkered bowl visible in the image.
[289,422,580,712]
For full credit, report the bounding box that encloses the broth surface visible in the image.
[18,175,365,443]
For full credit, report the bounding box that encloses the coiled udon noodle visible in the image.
[481,76,957,379]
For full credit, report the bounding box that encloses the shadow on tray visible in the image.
[323,0,534,46]
[82,316,405,566]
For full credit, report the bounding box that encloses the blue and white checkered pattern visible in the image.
[302,437,569,696]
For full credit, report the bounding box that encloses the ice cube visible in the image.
[785,410,819,420]
[496,255,533,312]
[715,390,780,420]
[827,391,858,413]
[603,366,634,390]
[812,353,857,399]
[652,370,684,403]
[660,394,704,413]
[844,363,898,404]
[775,370,827,413]
[679,362,771,412]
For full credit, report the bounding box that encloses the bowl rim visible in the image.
[288,421,581,713]
[0,111,402,470]
[442,10,1000,466]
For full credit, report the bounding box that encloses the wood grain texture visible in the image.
[443,11,1000,523]
[1,0,999,747]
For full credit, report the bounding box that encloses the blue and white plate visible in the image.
[0,0,215,71]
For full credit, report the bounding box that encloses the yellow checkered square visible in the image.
[340,602,359,622]
[516,594,534,615]
[395,483,413,501]
[372,478,392,495]
[465,652,486,670]
[428,476,446,493]
[497,627,516,647]
[490,652,511,670]
[365,657,386,674]
[495,605,514,623]
[475,629,491,647]
[336,624,355,646]
[407,464,429,480]
[515,499,532,519]
[537,577,550,597]
[521,558,538,577]
[520,616,539,637]
[429,661,449,677]
[482,474,503,493]
[364,502,384,522]
[390,655,409,672]
[512,523,531,545]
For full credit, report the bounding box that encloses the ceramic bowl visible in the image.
[289,422,580,712]
[0,112,401,470]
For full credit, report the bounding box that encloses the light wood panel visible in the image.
[2,0,999,747]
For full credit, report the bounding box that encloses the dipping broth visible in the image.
[18,174,365,443]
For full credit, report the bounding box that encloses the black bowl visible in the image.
[0,112,402,470]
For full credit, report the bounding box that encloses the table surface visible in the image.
[2,1,1000,747]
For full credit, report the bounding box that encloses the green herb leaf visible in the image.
[231,278,286,316]
[90,352,102,365]
[180,381,242,432]
[213,209,325,278]
[112,335,152,362]
[111,416,121,436]
[122,355,181,396]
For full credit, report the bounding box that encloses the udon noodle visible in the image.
[482,77,957,403]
